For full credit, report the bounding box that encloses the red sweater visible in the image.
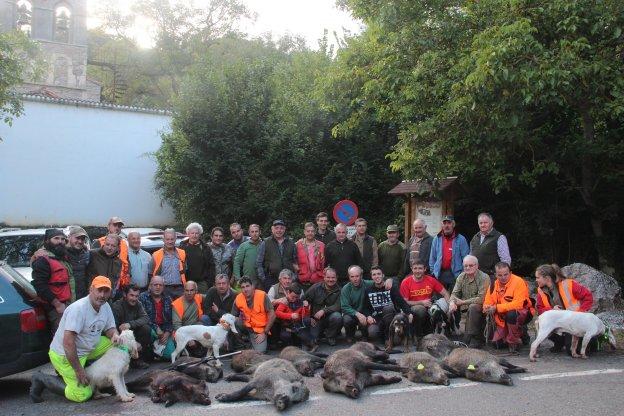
[536,280,593,314]
[275,302,310,323]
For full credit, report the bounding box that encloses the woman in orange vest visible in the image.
[535,263,594,353]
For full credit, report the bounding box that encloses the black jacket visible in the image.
[202,287,236,324]
[111,298,150,330]
[324,239,362,283]
[179,239,216,287]
[303,281,342,315]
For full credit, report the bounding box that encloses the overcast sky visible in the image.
[87,0,363,49]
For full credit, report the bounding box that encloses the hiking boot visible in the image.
[469,338,484,349]
[508,344,519,355]
[327,337,337,346]
[30,371,67,403]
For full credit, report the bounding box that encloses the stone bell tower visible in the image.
[0,0,101,101]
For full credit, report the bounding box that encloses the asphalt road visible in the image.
[2,342,623,416]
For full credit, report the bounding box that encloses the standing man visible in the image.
[296,222,325,290]
[303,267,343,346]
[227,223,249,254]
[429,215,470,291]
[341,265,374,343]
[377,224,406,282]
[325,223,362,285]
[172,281,207,330]
[231,277,276,352]
[86,234,122,297]
[470,213,511,277]
[92,217,130,289]
[29,276,119,403]
[31,229,75,332]
[403,219,433,278]
[256,219,298,290]
[152,228,187,299]
[65,226,91,299]
[315,212,336,245]
[139,275,175,360]
[400,260,450,340]
[179,223,215,293]
[126,231,153,292]
[209,227,234,278]
[111,284,151,368]
[351,218,378,279]
[233,224,262,288]
[448,255,490,348]
[483,262,532,353]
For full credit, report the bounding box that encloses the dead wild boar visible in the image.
[229,349,272,375]
[216,358,309,411]
[279,346,326,377]
[419,333,458,359]
[443,348,526,386]
[322,349,404,399]
[171,356,223,382]
[400,352,449,386]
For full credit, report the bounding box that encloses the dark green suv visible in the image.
[0,262,50,378]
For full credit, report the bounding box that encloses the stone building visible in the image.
[0,0,101,101]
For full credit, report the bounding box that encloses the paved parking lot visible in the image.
[2,343,622,416]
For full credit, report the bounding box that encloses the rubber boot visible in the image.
[30,371,67,403]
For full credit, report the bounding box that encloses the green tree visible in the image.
[337,0,624,273]
[0,31,39,139]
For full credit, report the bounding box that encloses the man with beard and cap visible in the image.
[86,234,122,298]
[65,226,91,298]
[32,229,76,332]
[92,216,131,289]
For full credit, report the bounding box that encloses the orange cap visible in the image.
[91,276,112,290]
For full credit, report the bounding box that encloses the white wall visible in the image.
[0,99,175,227]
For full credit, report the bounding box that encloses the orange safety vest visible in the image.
[152,248,187,285]
[234,290,268,334]
[537,280,581,312]
[483,274,533,328]
[97,236,131,287]
[172,294,204,320]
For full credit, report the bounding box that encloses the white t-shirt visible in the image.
[50,296,116,357]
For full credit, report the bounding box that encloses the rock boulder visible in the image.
[561,263,623,313]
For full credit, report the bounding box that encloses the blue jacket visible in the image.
[429,233,469,279]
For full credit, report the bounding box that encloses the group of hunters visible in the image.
[29,212,595,403]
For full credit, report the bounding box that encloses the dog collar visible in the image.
[116,345,130,354]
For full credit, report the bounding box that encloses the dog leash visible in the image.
[169,350,243,371]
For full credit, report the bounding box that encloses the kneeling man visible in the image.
[30,276,119,403]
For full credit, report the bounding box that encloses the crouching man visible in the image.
[30,276,120,403]
[483,262,533,353]
[231,276,276,352]
[112,284,151,368]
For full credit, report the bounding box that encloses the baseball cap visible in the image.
[67,226,88,238]
[386,224,399,232]
[91,276,112,290]
[108,216,125,226]
[272,219,286,227]
[441,215,455,222]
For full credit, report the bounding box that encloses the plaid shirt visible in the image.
[139,292,173,333]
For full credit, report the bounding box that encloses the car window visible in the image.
[0,262,38,301]
[0,235,43,268]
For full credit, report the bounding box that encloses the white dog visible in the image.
[171,313,238,366]
[85,329,140,402]
[529,309,617,361]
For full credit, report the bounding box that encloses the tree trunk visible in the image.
[578,105,610,272]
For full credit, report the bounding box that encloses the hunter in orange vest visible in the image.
[483,262,533,351]
[534,263,593,314]
[232,277,275,352]
[95,216,131,287]
[152,229,187,300]
[172,282,205,330]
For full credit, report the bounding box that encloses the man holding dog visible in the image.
[30,276,119,403]
[483,262,533,353]
[449,255,490,348]
[400,260,450,340]
[231,276,276,352]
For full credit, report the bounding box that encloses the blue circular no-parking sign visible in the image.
[333,200,359,226]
